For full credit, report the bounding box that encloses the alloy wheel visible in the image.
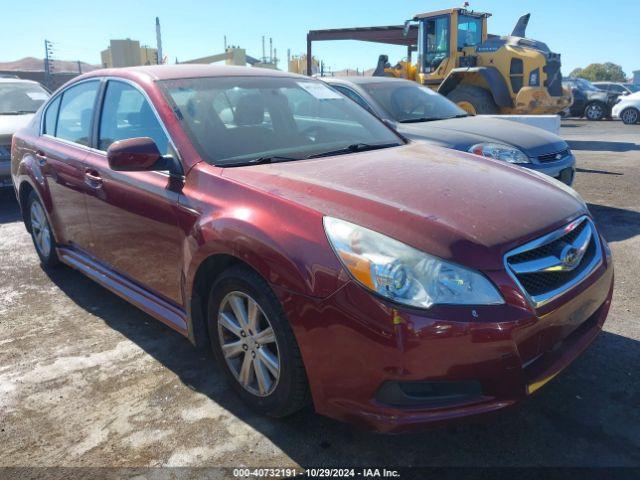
[621,109,639,125]
[217,291,280,397]
[585,103,604,120]
[30,201,51,258]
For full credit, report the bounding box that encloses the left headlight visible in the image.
[469,143,530,164]
[323,217,504,309]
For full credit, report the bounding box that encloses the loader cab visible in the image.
[415,9,489,78]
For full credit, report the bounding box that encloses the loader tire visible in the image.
[447,85,499,115]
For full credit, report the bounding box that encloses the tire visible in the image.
[446,85,499,114]
[26,191,59,268]
[620,107,640,125]
[584,102,606,121]
[207,265,310,417]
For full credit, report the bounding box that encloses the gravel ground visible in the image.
[0,119,638,473]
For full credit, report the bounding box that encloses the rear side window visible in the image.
[43,96,61,135]
[98,81,169,154]
[332,85,373,112]
[56,81,100,146]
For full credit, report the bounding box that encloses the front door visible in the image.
[83,79,186,305]
[38,80,101,250]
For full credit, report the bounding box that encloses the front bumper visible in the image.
[277,238,613,433]
[524,153,576,186]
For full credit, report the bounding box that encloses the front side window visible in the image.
[0,82,49,115]
[160,76,402,166]
[56,81,100,146]
[98,81,169,153]
[457,15,483,48]
[360,81,466,122]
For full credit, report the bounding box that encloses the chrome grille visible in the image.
[537,149,570,163]
[504,216,602,307]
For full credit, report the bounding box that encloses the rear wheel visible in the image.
[27,191,59,268]
[584,102,606,121]
[621,107,640,125]
[207,266,309,417]
[446,85,499,114]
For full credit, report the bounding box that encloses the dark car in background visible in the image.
[324,76,575,185]
[562,78,618,120]
[0,78,50,188]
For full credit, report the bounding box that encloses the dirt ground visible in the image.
[0,119,638,473]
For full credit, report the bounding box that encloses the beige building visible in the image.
[101,39,158,68]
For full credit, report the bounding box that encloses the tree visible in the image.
[568,68,583,78]
[577,62,627,82]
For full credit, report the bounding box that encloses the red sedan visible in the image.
[11,65,613,432]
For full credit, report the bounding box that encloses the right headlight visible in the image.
[469,143,531,164]
[323,217,504,309]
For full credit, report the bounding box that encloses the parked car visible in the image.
[0,78,50,188]
[593,81,637,96]
[12,65,613,432]
[323,77,575,185]
[562,78,618,120]
[612,91,640,125]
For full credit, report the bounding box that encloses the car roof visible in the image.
[77,64,306,82]
[0,77,43,85]
[321,76,411,85]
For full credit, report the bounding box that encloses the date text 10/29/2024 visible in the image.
[233,468,401,478]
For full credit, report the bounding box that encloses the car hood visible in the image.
[396,116,567,157]
[222,143,586,270]
[0,113,35,138]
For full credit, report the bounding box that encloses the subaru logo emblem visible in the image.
[561,245,581,269]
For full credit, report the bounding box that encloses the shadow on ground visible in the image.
[568,140,639,152]
[41,262,640,468]
[0,189,21,224]
[588,203,640,242]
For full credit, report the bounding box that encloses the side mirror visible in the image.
[107,137,162,172]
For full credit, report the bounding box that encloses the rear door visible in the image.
[82,79,185,305]
[37,80,100,249]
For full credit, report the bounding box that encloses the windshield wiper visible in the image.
[1,110,37,115]
[307,142,401,159]
[224,155,302,166]
[397,117,443,123]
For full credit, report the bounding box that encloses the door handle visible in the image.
[35,150,47,166]
[85,169,103,187]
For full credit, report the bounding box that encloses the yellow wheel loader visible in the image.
[306,8,572,115]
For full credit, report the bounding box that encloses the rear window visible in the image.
[0,82,49,115]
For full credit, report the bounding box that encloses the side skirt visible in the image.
[58,247,189,337]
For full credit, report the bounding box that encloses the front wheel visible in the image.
[207,266,310,417]
[446,85,499,115]
[27,191,59,268]
[584,102,606,121]
[621,107,640,125]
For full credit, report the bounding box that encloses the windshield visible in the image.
[0,82,49,114]
[359,81,467,122]
[159,76,402,166]
[625,84,640,93]
[575,78,600,92]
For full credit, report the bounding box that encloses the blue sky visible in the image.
[2,0,639,77]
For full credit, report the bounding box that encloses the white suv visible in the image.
[612,91,640,125]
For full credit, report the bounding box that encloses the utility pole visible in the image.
[44,39,54,89]
[155,17,163,65]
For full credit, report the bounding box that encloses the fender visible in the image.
[438,67,514,108]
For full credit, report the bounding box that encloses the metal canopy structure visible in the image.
[306,25,419,75]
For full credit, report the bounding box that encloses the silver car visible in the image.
[0,78,50,188]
